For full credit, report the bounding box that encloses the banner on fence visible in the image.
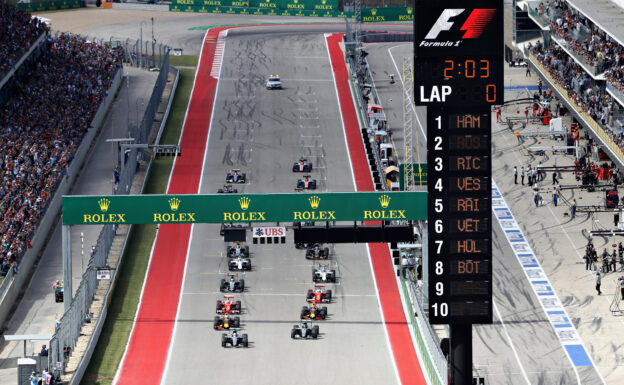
[170,4,351,17]
[172,0,337,10]
[15,0,82,12]
[359,6,414,22]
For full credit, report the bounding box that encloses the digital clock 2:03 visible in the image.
[417,58,502,106]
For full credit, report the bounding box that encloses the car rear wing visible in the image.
[314,284,325,288]
[223,295,235,299]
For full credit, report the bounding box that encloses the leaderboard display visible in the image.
[415,0,503,324]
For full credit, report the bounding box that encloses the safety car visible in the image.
[226,169,246,183]
[313,264,336,283]
[220,274,245,293]
[229,256,252,271]
[300,303,327,320]
[291,320,319,339]
[306,284,332,304]
[216,295,242,314]
[296,175,316,190]
[222,329,248,348]
[266,74,282,89]
[292,158,313,172]
[305,244,330,260]
[214,314,241,330]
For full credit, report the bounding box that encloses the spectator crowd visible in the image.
[528,41,624,153]
[542,0,624,93]
[0,3,48,78]
[0,28,123,275]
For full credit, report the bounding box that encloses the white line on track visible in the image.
[113,27,214,385]
[161,28,229,385]
[492,301,532,384]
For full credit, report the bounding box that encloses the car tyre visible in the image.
[214,316,220,329]
[311,326,319,339]
[222,334,227,347]
[291,328,298,339]
[242,334,249,347]
[234,316,240,327]
[239,279,245,292]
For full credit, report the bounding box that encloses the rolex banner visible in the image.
[169,4,413,21]
[171,0,338,10]
[62,192,427,225]
[15,0,82,12]
[359,6,414,22]
[169,4,351,17]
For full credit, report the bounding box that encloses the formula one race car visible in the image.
[222,329,248,348]
[220,223,244,236]
[300,303,327,320]
[305,244,330,260]
[296,175,316,190]
[226,169,246,184]
[306,284,332,304]
[294,221,315,249]
[216,295,242,314]
[291,320,319,339]
[227,242,249,258]
[214,314,241,330]
[220,274,245,293]
[313,264,336,283]
[229,256,252,271]
[217,184,238,193]
[292,158,313,172]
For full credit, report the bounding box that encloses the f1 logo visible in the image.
[425,8,496,40]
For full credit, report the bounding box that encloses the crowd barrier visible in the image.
[14,0,83,13]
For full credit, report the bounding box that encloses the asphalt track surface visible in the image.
[115,25,425,385]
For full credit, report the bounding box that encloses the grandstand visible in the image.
[0,6,123,278]
[521,0,624,166]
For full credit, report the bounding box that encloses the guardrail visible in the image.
[527,52,624,168]
[401,277,448,385]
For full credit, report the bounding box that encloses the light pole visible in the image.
[135,97,145,134]
[140,21,148,68]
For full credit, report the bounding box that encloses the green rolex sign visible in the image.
[62,192,427,225]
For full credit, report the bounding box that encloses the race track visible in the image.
[160,29,400,385]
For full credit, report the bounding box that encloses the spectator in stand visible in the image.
[0,3,49,77]
[0,31,123,272]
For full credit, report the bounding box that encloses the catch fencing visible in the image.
[48,41,171,375]
[345,19,448,385]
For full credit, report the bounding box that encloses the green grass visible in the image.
[81,67,195,385]
[169,55,199,68]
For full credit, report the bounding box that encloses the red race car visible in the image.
[216,295,242,314]
[306,284,332,304]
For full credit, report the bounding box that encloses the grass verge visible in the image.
[169,55,199,68]
[81,68,196,385]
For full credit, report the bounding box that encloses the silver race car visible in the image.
[227,242,249,258]
[291,320,319,339]
[222,329,249,348]
[220,274,245,293]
